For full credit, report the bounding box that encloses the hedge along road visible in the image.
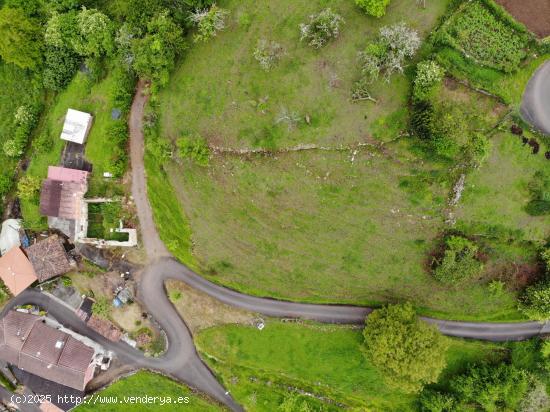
[5,81,548,412]
[521,59,550,135]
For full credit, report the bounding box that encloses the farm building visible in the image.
[60,109,93,145]
[0,247,38,296]
[0,311,98,391]
[25,235,72,282]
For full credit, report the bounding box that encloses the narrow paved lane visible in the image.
[521,59,550,135]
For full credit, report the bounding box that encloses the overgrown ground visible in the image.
[75,371,221,412]
[21,69,128,230]
[149,0,547,320]
[196,321,504,411]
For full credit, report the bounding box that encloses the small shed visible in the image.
[25,235,72,283]
[0,219,22,256]
[60,109,93,145]
[0,247,38,296]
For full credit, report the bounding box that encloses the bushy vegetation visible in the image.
[433,236,483,284]
[299,8,344,49]
[355,0,390,18]
[436,1,529,73]
[189,5,229,43]
[413,60,445,101]
[520,247,550,320]
[363,303,448,393]
[526,170,550,216]
[176,135,210,166]
[253,39,284,70]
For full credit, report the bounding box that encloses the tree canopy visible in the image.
[363,303,448,393]
[0,7,43,69]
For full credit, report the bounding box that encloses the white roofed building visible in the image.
[60,109,93,145]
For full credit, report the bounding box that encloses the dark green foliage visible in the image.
[433,236,483,284]
[363,303,448,393]
[0,173,13,198]
[436,1,529,72]
[411,100,435,140]
[131,11,186,87]
[463,132,491,167]
[110,67,135,113]
[450,363,529,411]
[43,45,81,90]
[106,122,129,177]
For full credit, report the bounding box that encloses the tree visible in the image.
[73,8,114,57]
[433,236,483,284]
[0,7,43,69]
[17,175,41,200]
[43,45,80,90]
[363,303,448,393]
[355,0,390,18]
[299,8,344,49]
[413,60,444,101]
[450,363,529,411]
[189,5,229,42]
[359,22,420,82]
[132,12,186,86]
[520,280,550,320]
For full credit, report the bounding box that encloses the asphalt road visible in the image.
[521,59,550,135]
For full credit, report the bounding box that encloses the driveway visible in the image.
[521,59,550,135]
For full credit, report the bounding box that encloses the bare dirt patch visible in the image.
[495,0,550,38]
[166,280,257,333]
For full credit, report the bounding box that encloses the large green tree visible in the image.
[363,303,448,393]
[0,7,43,69]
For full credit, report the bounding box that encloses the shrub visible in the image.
[433,236,483,284]
[189,5,229,43]
[450,363,529,411]
[33,132,53,154]
[419,389,455,412]
[110,67,135,113]
[359,22,420,82]
[463,132,491,167]
[17,176,41,200]
[0,173,13,198]
[299,8,344,49]
[253,39,284,70]
[520,280,550,320]
[177,135,210,166]
[526,170,550,216]
[411,100,435,140]
[363,303,448,393]
[413,60,445,101]
[355,0,390,18]
[3,139,24,158]
[43,45,81,91]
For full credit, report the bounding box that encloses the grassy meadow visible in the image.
[196,321,504,411]
[75,371,221,412]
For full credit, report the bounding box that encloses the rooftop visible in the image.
[0,247,38,296]
[25,235,72,282]
[47,166,89,185]
[60,109,93,145]
[39,180,86,220]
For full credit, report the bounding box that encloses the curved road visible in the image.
[521,59,550,135]
[6,80,549,412]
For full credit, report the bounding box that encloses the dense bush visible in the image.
[107,122,129,178]
[0,6,43,69]
[363,303,448,393]
[189,5,229,43]
[433,236,483,284]
[437,1,529,72]
[411,100,435,140]
[450,363,529,411]
[418,390,455,412]
[299,8,344,49]
[43,45,81,90]
[110,66,136,113]
[359,22,420,82]
[3,104,41,158]
[355,0,390,18]
[17,175,41,200]
[177,135,210,166]
[520,280,550,320]
[463,132,491,167]
[413,60,445,101]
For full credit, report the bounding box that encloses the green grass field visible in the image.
[21,69,127,229]
[160,0,450,148]
[75,371,221,412]
[149,0,539,320]
[456,132,550,242]
[196,321,504,411]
